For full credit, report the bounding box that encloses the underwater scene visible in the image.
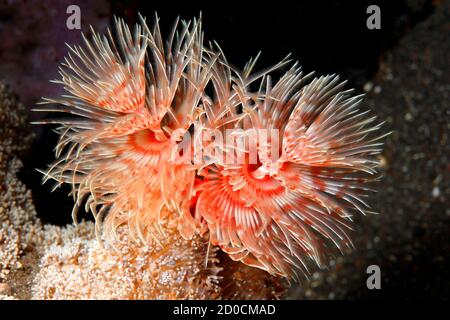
[0,0,448,302]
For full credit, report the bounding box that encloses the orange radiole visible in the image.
[36,14,386,279]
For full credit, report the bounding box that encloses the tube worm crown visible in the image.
[36,14,386,279]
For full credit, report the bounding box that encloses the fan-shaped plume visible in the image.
[194,63,386,277]
[35,14,208,244]
[36,14,386,279]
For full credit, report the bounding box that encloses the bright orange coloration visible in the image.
[37,15,386,279]
[194,66,385,277]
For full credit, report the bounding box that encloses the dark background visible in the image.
[0,0,447,299]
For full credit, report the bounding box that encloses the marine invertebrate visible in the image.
[37,14,385,280]
[37,15,208,244]
[194,67,386,278]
